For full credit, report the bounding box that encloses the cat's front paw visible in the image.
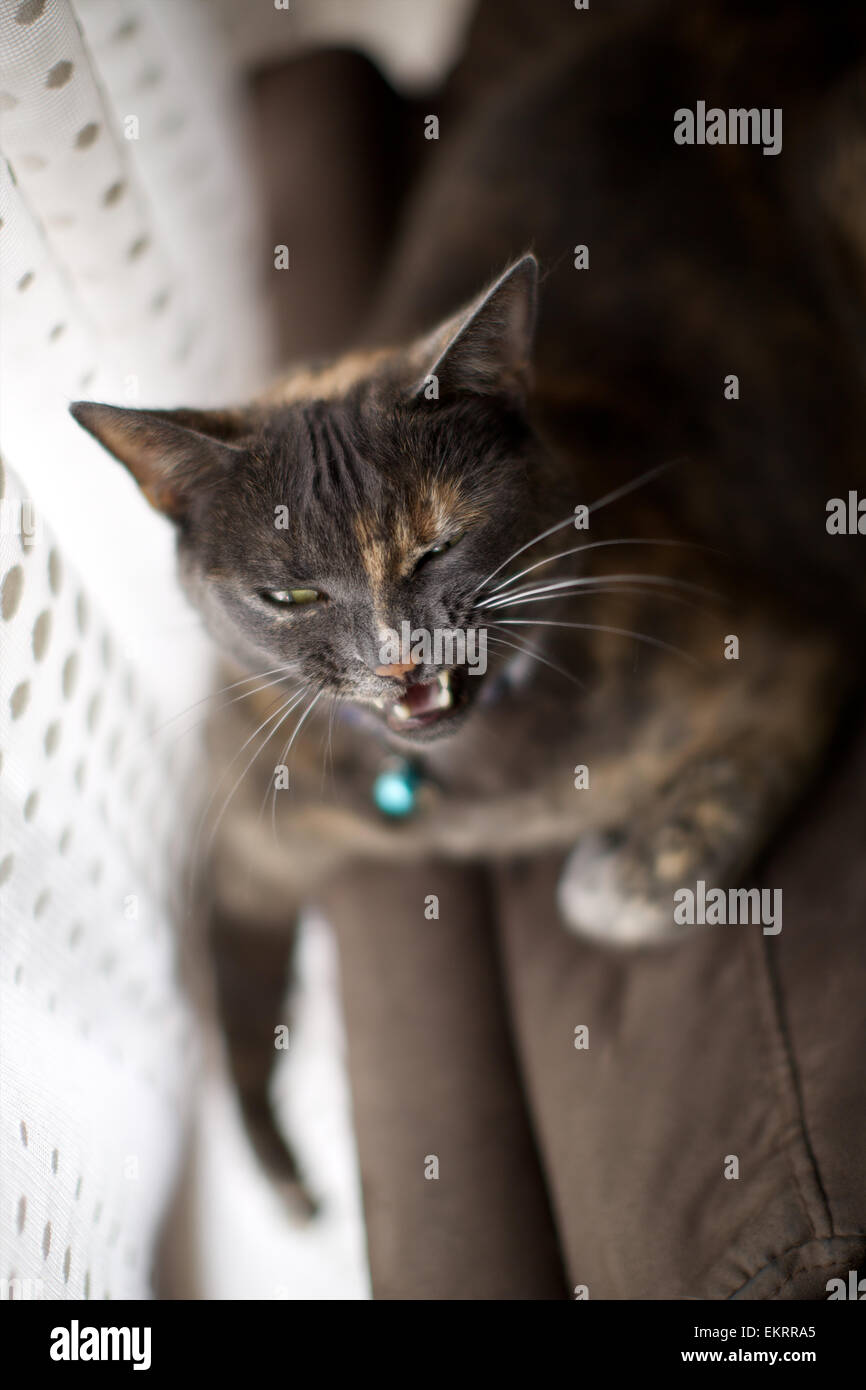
[557,832,684,945]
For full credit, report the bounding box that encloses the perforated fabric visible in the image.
[0,459,198,1300]
[0,0,269,667]
[0,0,266,1300]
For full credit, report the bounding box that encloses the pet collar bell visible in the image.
[373,758,420,818]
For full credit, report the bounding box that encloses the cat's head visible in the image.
[70,256,549,741]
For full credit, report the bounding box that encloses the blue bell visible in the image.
[373,759,419,818]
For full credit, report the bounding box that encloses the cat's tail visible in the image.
[208,904,318,1221]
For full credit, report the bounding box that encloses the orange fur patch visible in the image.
[354,479,485,598]
[263,349,395,405]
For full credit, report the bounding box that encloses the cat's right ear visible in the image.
[69,402,245,522]
[412,254,538,402]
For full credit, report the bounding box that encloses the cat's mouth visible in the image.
[373,669,471,737]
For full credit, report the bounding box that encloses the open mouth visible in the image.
[373,669,471,736]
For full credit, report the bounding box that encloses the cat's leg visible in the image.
[557,724,834,947]
[208,902,317,1218]
[557,609,850,947]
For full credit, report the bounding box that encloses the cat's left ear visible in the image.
[69,402,247,521]
[413,254,538,402]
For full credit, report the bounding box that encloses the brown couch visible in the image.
[319,711,866,1299]
[243,13,866,1300]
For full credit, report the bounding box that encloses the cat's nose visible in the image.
[374,660,418,679]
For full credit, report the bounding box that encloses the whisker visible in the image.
[473,515,576,595]
[487,536,708,597]
[585,457,679,517]
[138,663,301,747]
[486,585,710,619]
[256,701,310,840]
[158,671,307,755]
[203,687,311,857]
[183,688,302,912]
[284,687,325,763]
[485,629,585,688]
[269,687,325,842]
[244,690,319,854]
[494,618,703,666]
[322,692,342,794]
[473,458,682,594]
[480,571,718,610]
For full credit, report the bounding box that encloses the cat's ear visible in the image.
[69,402,246,521]
[413,254,538,401]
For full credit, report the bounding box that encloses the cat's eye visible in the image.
[418,530,467,566]
[260,587,323,608]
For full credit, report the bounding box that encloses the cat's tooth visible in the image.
[372,697,385,710]
[390,700,411,722]
[435,672,454,709]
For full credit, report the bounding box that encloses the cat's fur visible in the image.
[71,0,866,1209]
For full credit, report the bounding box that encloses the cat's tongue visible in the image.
[405,678,448,716]
[388,671,454,726]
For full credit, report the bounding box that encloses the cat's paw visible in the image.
[557,832,684,945]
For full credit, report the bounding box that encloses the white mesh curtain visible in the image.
[0,0,269,1301]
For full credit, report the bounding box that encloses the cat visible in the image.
[70,0,866,1210]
